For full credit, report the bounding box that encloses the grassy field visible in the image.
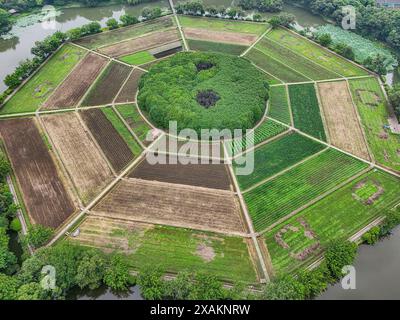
[119,51,155,65]
[115,104,152,144]
[244,148,368,231]
[188,39,248,55]
[102,107,142,155]
[226,119,287,156]
[256,38,338,80]
[234,132,326,190]
[179,16,267,34]
[246,48,309,83]
[266,28,368,77]
[264,170,400,274]
[348,77,400,172]
[288,83,326,141]
[1,44,85,114]
[268,85,291,124]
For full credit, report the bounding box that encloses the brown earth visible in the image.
[92,178,245,234]
[43,53,108,109]
[42,112,114,203]
[114,69,144,103]
[81,108,134,172]
[317,81,370,160]
[99,29,180,58]
[184,27,257,45]
[129,154,232,190]
[83,61,132,106]
[0,118,76,228]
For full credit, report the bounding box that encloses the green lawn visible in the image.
[288,83,326,141]
[1,44,85,115]
[246,48,309,83]
[268,85,291,124]
[115,104,152,145]
[188,39,248,55]
[348,77,400,172]
[266,28,368,77]
[234,132,325,190]
[119,51,155,65]
[244,148,368,231]
[264,170,400,274]
[179,15,268,34]
[101,107,142,155]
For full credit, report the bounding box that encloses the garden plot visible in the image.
[1,44,85,115]
[92,178,245,234]
[349,77,400,172]
[99,29,180,58]
[288,83,326,141]
[72,216,258,283]
[81,108,134,172]
[244,148,368,231]
[234,132,325,190]
[317,81,370,160]
[246,48,309,83]
[188,39,247,56]
[268,85,291,124]
[75,16,174,49]
[82,61,131,106]
[129,154,232,190]
[43,53,108,109]
[42,112,113,203]
[114,69,144,103]
[266,27,368,77]
[184,28,257,45]
[264,170,400,274]
[0,118,76,228]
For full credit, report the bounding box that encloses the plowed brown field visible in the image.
[114,69,144,103]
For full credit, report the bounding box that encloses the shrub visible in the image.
[317,33,332,47]
[24,225,53,248]
[106,18,119,30]
[324,240,357,279]
[333,43,355,61]
[120,14,138,26]
[103,253,132,291]
[9,218,21,232]
[263,274,305,300]
[362,226,381,245]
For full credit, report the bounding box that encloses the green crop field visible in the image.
[116,104,152,144]
[268,85,291,124]
[1,44,85,115]
[256,38,338,80]
[244,148,368,231]
[226,118,287,156]
[234,132,326,190]
[188,39,248,55]
[266,28,368,77]
[179,15,267,34]
[264,170,400,274]
[119,51,155,65]
[288,83,326,141]
[102,107,142,155]
[348,77,400,172]
[246,48,309,83]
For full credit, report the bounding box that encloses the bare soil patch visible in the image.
[318,81,370,160]
[0,118,76,228]
[196,242,216,262]
[92,178,245,234]
[99,29,180,58]
[43,53,108,109]
[42,112,114,203]
[114,69,144,103]
[184,28,257,45]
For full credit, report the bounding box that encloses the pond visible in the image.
[68,285,143,300]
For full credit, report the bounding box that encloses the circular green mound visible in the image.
[137,52,269,134]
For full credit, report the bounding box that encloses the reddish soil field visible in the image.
[184,28,257,45]
[83,61,132,106]
[43,53,108,109]
[99,29,180,57]
[114,69,144,103]
[93,178,245,234]
[129,154,232,190]
[0,118,76,228]
[81,108,134,171]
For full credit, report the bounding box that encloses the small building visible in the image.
[376,0,400,8]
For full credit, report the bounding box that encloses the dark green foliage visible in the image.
[138,52,268,134]
[0,8,12,35]
[120,14,139,26]
[333,43,355,61]
[378,207,400,236]
[239,0,283,12]
[103,253,132,291]
[317,33,332,47]
[263,274,305,300]
[296,268,328,299]
[361,226,381,245]
[106,18,119,30]
[324,240,357,279]
[269,13,296,28]
[0,273,18,300]
[141,7,162,20]
[137,268,165,300]
[16,282,46,300]
[75,249,106,290]
[364,54,389,75]
[24,225,53,249]
[388,84,400,121]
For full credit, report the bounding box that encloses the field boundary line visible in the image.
[256,236,275,278]
[257,166,373,235]
[240,26,272,57]
[222,143,270,283]
[170,1,189,51]
[285,84,294,126]
[242,146,329,194]
[112,67,134,104]
[314,82,331,144]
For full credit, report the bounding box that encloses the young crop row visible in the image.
[268,85,291,124]
[188,39,248,56]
